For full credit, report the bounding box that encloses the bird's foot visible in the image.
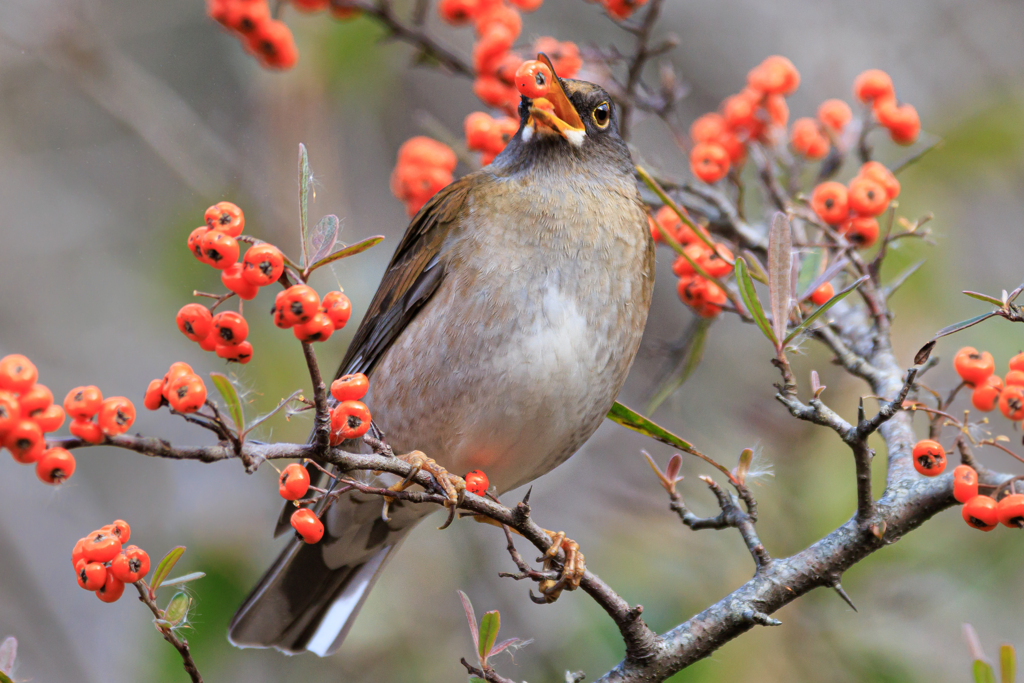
[533,530,585,604]
[389,450,465,508]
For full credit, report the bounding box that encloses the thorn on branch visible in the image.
[831,582,858,612]
[741,609,782,627]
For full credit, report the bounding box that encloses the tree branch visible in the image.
[133,581,203,683]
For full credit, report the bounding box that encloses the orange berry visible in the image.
[95,572,125,603]
[810,182,849,225]
[233,0,272,33]
[465,112,497,151]
[278,463,311,500]
[963,495,999,531]
[810,282,834,306]
[677,276,727,318]
[18,383,52,418]
[188,227,211,264]
[110,519,131,544]
[176,304,213,343]
[853,69,894,103]
[473,74,519,112]
[874,100,920,145]
[32,404,66,433]
[98,397,135,436]
[36,447,76,484]
[532,37,581,78]
[764,94,789,128]
[474,4,521,39]
[168,374,207,414]
[242,243,284,286]
[216,341,253,364]
[293,312,334,344]
[291,0,330,12]
[857,161,900,200]
[64,386,104,421]
[204,201,245,236]
[83,530,122,563]
[604,0,649,20]
[0,390,20,436]
[0,355,38,394]
[952,465,979,504]
[1006,371,1024,388]
[911,439,946,477]
[290,508,325,543]
[465,469,489,496]
[72,538,88,568]
[331,373,369,402]
[396,137,457,174]
[509,0,542,12]
[690,142,730,184]
[847,177,889,217]
[972,375,1003,412]
[514,59,553,99]
[6,419,45,463]
[997,494,1024,528]
[689,113,728,144]
[438,0,481,24]
[248,19,298,70]
[954,347,995,386]
[789,118,829,159]
[77,560,107,591]
[200,230,240,270]
[69,418,105,445]
[721,90,761,134]
[212,311,249,346]
[330,400,372,443]
[271,291,294,330]
[747,55,800,96]
[221,263,260,301]
[161,362,194,401]
[672,244,733,279]
[817,99,852,131]
[111,546,150,582]
[838,215,880,248]
[321,291,352,329]
[1009,352,1024,373]
[1000,385,1024,420]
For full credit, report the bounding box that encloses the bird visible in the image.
[228,56,655,657]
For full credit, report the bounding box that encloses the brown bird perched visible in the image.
[229,56,655,656]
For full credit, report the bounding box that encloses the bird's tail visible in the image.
[229,489,425,656]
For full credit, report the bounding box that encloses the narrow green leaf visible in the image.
[469,678,488,683]
[164,592,191,627]
[309,214,340,265]
[646,318,711,414]
[0,671,12,683]
[635,165,717,252]
[963,290,1004,307]
[158,572,206,589]
[1000,644,1015,683]
[608,401,693,450]
[931,312,998,341]
[783,275,868,347]
[478,611,500,663]
[209,373,244,433]
[308,235,385,273]
[150,546,185,593]
[734,257,777,346]
[298,143,311,267]
[976,660,998,683]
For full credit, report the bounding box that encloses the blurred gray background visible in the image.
[1,0,1023,681]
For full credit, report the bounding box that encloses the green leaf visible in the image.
[469,678,488,683]
[164,592,191,627]
[931,312,999,341]
[209,373,244,433]
[307,235,385,273]
[783,275,869,347]
[1000,644,1016,683]
[797,248,823,296]
[309,214,340,265]
[608,401,693,450]
[646,318,711,414]
[478,611,500,664]
[734,257,777,347]
[150,546,185,593]
[158,572,206,589]
[976,660,998,683]
[298,143,312,267]
[963,290,1004,307]
[0,671,12,683]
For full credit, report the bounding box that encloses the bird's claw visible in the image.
[535,530,585,603]
[382,451,465,527]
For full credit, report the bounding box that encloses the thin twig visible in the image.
[133,581,203,683]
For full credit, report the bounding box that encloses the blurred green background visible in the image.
[1,1,1023,682]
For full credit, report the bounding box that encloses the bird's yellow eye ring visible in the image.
[592,101,611,128]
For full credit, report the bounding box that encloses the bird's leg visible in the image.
[388,450,465,507]
[535,529,586,603]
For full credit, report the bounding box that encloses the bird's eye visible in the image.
[592,101,611,128]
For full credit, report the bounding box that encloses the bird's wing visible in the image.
[335,172,475,379]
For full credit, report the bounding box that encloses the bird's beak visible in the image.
[526,53,586,146]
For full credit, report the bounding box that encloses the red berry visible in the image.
[532,37,581,79]
[999,386,1024,421]
[69,418,105,444]
[279,285,321,326]
[32,404,66,433]
[64,385,103,420]
[952,465,979,504]
[110,519,131,544]
[293,312,334,343]
[72,538,87,568]
[874,100,920,145]
[36,447,76,484]
[271,291,293,329]
[911,439,946,477]
[847,177,889,217]
[144,379,165,411]
[322,291,352,329]
[1009,352,1024,373]
[290,508,325,543]
[161,362,194,401]
[465,469,489,496]
[747,55,800,96]
[690,142,730,184]
[0,390,20,436]
[278,463,311,500]
[962,495,999,531]
[331,373,369,402]
[212,311,249,346]
[77,560,107,591]
[857,161,900,200]
[198,330,220,352]
[954,347,995,386]
[232,0,271,33]
[438,0,480,24]
[0,355,38,394]
[817,99,852,132]
[789,117,830,159]
[200,230,240,270]
[972,375,1003,412]
[110,546,149,582]
[168,374,207,414]
[98,397,135,436]
[5,420,46,463]
[221,264,260,301]
[19,383,53,417]
[810,182,850,225]
[329,400,372,443]
[204,201,245,236]
[95,571,125,603]
[1006,370,1024,387]
[242,243,284,287]
[188,227,211,263]
[997,493,1024,529]
[83,530,122,563]
[215,341,254,364]
[838,215,880,248]
[514,59,552,99]
[810,282,834,306]
[853,69,894,103]
[247,19,299,70]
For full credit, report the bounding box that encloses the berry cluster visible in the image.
[852,69,920,145]
[144,362,209,415]
[464,112,519,166]
[272,285,352,343]
[328,373,372,444]
[277,464,325,544]
[810,161,901,248]
[64,386,136,445]
[952,347,1024,420]
[789,100,851,159]
[648,207,730,318]
[72,521,151,603]
[390,137,459,216]
[951,461,1023,532]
